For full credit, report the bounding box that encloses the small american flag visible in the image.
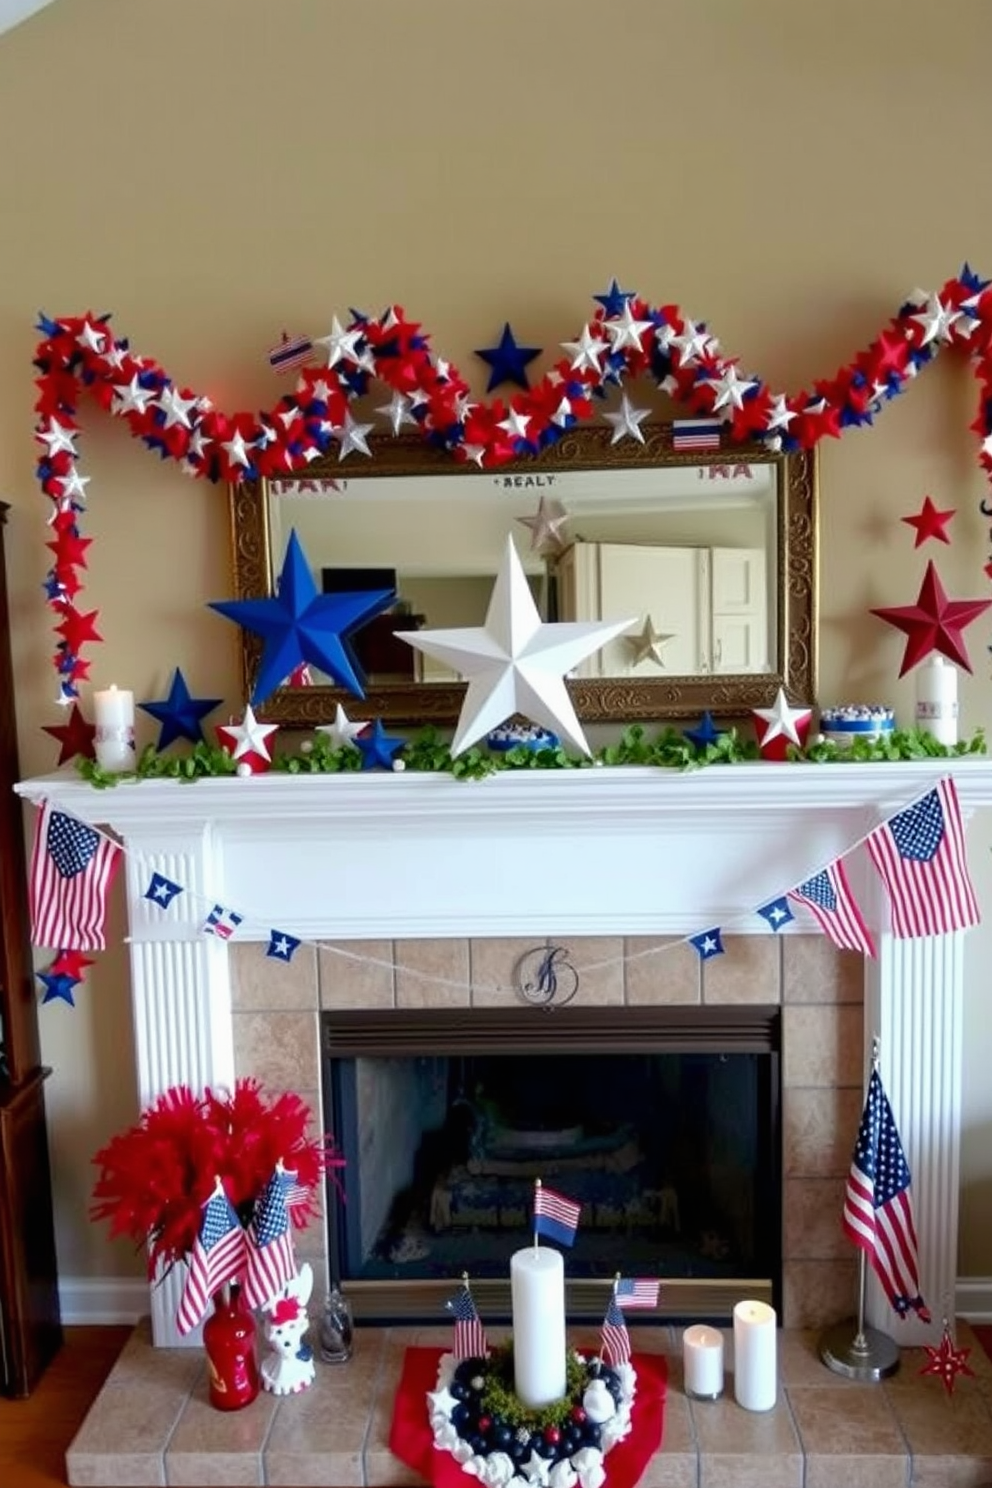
[244,1167,298,1309]
[533,1182,581,1247]
[600,1293,631,1366]
[446,1282,489,1361]
[29,801,122,949]
[866,777,979,937]
[616,1277,660,1310]
[268,330,314,374]
[203,903,244,940]
[176,1181,246,1335]
[842,1067,930,1322]
[672,417,722,451]
[788,860,875,957]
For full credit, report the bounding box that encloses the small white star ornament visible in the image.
[517,496,571,556]
[216,705,279,774]
[396,536,636,757]
[626,615,674,667]
[752,687,813,760]
[317,703,370,750]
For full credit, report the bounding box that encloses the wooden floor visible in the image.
[1,1324,991,1488]
[0,1327,131,1488]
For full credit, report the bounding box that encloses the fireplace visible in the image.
[321,1005,781,1324]
[15,758,992,1348]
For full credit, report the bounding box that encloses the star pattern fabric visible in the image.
[209,529,397,704]
[395,536,636,757]
[139,669,222,750]
[870,560,992,675]
[901,495,955,547]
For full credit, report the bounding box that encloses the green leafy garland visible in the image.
[75,724,987,790]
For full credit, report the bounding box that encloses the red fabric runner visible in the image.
[389,1347,667,1488]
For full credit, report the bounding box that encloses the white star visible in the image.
[498,409,531,440]
[58,467,90,504]
[255,423,278,449]
[77,321,107,353]
[217,705,279,762]
[561,324,609,374]
[551,397,573,428]
[157,385,198,430]
[335,412,374,460]
[626,615,674,666]
[670,319,712,366]
[112,376,156,416]
[707,365,757,412]
[603,393,651,446]
[427,1384,459,1418]
[460,444,486,467]
[602,302,653,352]
[314,315,363,368]
[187,426,212,461]
[223,430,251,468]
[395,536,636,757]
[517,496,570,556]
[765,395,796,432]
[270,935,292,958]
[306,377,335,402]
[317,704,369,750]
[910,293,961,346]
[767,904,787,924]
[520,1450,551,1486]
[104,343,127,371]
[377,390,416,435]
[36,418,77,457]
[752,687,812,746]
[700,935,718,955]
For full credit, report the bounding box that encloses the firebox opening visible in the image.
[322,1006,781,1325]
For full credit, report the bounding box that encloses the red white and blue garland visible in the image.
[34,267,992,701]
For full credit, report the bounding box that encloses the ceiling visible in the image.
[0,0,56,37]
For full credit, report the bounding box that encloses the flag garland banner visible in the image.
[144,871,183,908]
[788,860,875,957]
[446,1283,489,1361]
[244,1167,297,1309]
[203,903,243,940]
[616,1277,661,1310]
[29,800,122,950]
[866,777,979,937]
[672,417,722,451]
[841,1067,930,1321]
[600,1294,632,1366]
[534,1184,581,1247]
[176,1182,246,1335]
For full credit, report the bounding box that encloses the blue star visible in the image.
[38,970,80,1006]
[144,872,184,908]
[139,668,222,750]
[209,530,396,704]
[757,898,795,932]
[683,712,724,750]
[475,323,542,392]
[267,930,301,961]
[354,719,406,771]
[593,279,636,317]
[690,928,724,960]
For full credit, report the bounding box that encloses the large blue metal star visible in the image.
[475,323,542,392]
[209,530,396,704]
[139,668,223,750]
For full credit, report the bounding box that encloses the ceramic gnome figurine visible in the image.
[260,1262,316,1396]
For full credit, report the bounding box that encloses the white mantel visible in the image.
[17,758,992,1345]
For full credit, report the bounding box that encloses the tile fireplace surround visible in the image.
[16,760,992,1484]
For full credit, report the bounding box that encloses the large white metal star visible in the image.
[396,537,636,757]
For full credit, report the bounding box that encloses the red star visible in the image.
[49,948,96,981]
[901,496,956,548]
[870,560,992,675]
[55,607,103,653]
[919,1323,975,1396]
[41,702,96,765]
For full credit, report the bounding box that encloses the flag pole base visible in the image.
[819,1320,900,1381]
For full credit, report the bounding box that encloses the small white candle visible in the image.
[510,1247,566,1408]
[733,1299,776,1412]
[682,1323,724,1399]
[93,685,136,772]
[914,655,958,746]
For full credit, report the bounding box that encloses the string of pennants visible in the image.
[27,777,980,1004]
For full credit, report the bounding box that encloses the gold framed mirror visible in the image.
[228,424,816,728]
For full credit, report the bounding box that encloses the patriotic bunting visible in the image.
[865,777,979,937]
[144,872,183,909]
[29,800,121,950]
[788,861,876,957]
[690,928,724,960]
[203,904,244,940]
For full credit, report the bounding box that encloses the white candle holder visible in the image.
[93,686,136,773]
[914,655,958,746]
[682,1323,724,1400]
[733,1299,777,1412]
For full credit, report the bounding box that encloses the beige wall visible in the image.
[0,0,991,1283]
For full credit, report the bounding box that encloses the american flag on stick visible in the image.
[176,1179,246,1335]
[268,330,314,374]
[616,1276,660,1310]
[788,860,875,957]
[244,1165,298,1309]
[841,1066,930,1322]
[29,800,122,950]
[866,777,979,938]
[672,417,722,451]
[446,1279,489,1361]
[600,1292,632,1366]
[533,1181,581,1248]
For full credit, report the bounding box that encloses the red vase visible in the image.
[202,1285,260,1411]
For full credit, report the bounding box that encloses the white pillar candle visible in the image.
[682,1323,724,1399]
[733,1300,776,1411]
[510,1247,566,1408]
[93,685,136,772]
[914,655,958,746]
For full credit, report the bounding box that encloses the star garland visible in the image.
[33,267,992,700]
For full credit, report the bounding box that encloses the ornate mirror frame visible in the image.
[228,424,817,728]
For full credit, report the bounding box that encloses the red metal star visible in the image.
[870,560,992,675]
[49,949,96,982]
[901,496,956,548]
[918,1323,975,1396]
[41,702,97,764]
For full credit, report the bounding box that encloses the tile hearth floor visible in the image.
[65,1320,992,1488]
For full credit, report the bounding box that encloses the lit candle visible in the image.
[914,655,958,746]
[682,1323,724,1399]
[733,1299,776,1411]
[510,1247,566,1407]
[93,685,136,772]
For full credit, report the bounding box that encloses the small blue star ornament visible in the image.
[354,718,406,771]
[475,323,541,392]
[690,928,725,960]
[209,529,396,704]
[683,712,724,750]
[139,668,222,750]
[757,897,795,931]
[593,279,636,316]
[38,969,80,1005]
